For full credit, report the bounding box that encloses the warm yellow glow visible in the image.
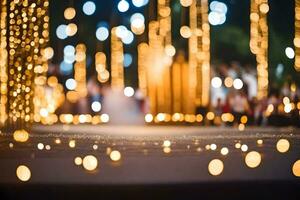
[292,160,300,177]
[180,0,193,7]
[220,147,229,155]
[144,114,153,123]
[69,140,76,148]
[101,114,110,123]
[13,129,29,143]
[82,155,98,171]
[55,138,61,144]
[164,44,176,57]
[238,123,245,131]
[16,165,31,182]
[206,112,215,121]
[180,26,192,38]
[276,139,290,153]
[224,77,233,87]
[235,143,241,149]
[208,159,224,176]
[245,151,261,168]
[163,147,171,153]
[110,150,121,161]
[74,157,83,166]
[163,140,171,147]
[66,23,77,36]
[257,139,263,145]
[64,7,76,20]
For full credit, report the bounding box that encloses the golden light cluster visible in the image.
[250,0,269,99]
[111,27,124,90]
[95,52,109,83]
[295,0,300,71]
[6,0,50,131]
[59,114,110,124]
[0,0,7,127]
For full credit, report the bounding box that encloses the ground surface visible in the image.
[0,125,300,199]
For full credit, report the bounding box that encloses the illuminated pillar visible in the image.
[0,0,7,127]
[137,42,148,96]
[250,0,269,99]
[7,0,49,131]
[295,0,300,71]
[111,27,124,90]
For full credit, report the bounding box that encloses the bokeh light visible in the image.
[96,27,109,41]
[208,159,224,176]
[124,86,135,97]
[276,139,290,153]
[118,0,129,12]
[82,1,96,15]
[82,155,98,171]
[245,151,261,168]
[16,165,31,182]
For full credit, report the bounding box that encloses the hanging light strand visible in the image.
[295,0,300,71]
[250,0,269,99]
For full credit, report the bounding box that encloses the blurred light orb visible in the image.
[64,7,76,20]
[292,160,300,177]
[210,1,228,14]
[165,44,176,57]
[257,139,263,145]
[276,139,290,153]
[180,0,193,7]
[241,144,248,152]
[132,0,149,7]
[13,129,29,143]
[96,27,109,41]
[82,155,98,171]
[122,30,134,45]
[124,86,135,97]
[130,13,145,24]
[220,147,229,155]
[64,54,76,64]
[39,108,49,117]
[124,53,133,67]
[37,143,44,150]
[116,25,128,39]
[74,157,83,165]
[208,159,224,176]
[233,78,243,90]
[65,78,77,90]
[83,1,96,15]
[110,150,121,161]
[145,114,153,123]
[118,0,129,12]
[16,165,31,182]
[211,77,222,88]
[180,26,192,38]
[245,151,261,168]
[43,47,54,60]
[101,114,110,123]
[208,11,226,26]
[69,140,76,148]
[64,45,75,56]
[224,77,233,87]
[163,140,171,147]
[56,24,67,39]
[66,23,77,36]
[60,61,73,74]
[259,3,269,14]
[91,101,102,112]
[210,143,217,150]
[285,47,295,59]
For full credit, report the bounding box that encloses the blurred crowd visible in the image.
[210,62,300,127]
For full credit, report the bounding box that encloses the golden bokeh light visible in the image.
[220,147,229,155]
[208,159,224,176]
[163,140,171,147]
[13,129,29,143]
[64,7,76,20]
[292,160,300,177]
[69,140,76,148]
[16,165,31,182]
[110,150,121,161]
[74,157,83,166]
[82,155,98,171]
[276,139,290,153]
[245,151,261,168]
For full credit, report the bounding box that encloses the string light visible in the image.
[0,0,7,127]
[111,27,124,90]
[250,0,269,99]
[295,0,300,71]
